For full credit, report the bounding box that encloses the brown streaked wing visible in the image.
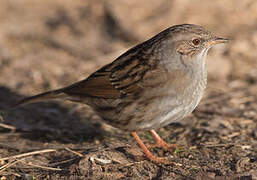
[63,53,163,99]
[63,65,121,99]
[109,56,152,96]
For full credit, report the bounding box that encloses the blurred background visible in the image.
[0,0,256,95]
[0,0,256,179]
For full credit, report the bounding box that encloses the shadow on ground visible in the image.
[0,86,105,144]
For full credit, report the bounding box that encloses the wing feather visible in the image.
[62,46,165,99]
[63,65,121,98]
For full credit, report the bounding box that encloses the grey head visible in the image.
[148,24,228,71]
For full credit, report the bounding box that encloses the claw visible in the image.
[149,130,178,152]
[131,131,174,165]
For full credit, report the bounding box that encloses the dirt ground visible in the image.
[0,0,257,179]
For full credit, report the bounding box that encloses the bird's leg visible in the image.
[131,131,172,165]
[148,130,177,151]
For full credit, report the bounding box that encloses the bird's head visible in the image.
[156,24,229,69]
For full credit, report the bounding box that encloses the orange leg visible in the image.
[149,130,177,151]
[131,131,172,165]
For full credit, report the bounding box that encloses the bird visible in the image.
[13,24,228,164]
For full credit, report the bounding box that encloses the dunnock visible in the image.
[13,24,228,164]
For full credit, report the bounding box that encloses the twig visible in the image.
[0,149,56,161]
[0,172,21,177]
[49,157,79,166]
[0,123,16,131]
[0,159,23,173]
[22,161,62,171]
[64,147,83,157]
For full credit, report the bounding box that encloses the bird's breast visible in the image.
[138,69,207,129]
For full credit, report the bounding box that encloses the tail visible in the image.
[11,89,67,108]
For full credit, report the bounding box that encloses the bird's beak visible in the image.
[208,37,229,46]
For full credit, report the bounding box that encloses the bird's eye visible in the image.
[192,38,201,46]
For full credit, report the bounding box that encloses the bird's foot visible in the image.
[131,131,174,165]
[145,153,173,165]
[148,129,178,153]
[147,142,178,152]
